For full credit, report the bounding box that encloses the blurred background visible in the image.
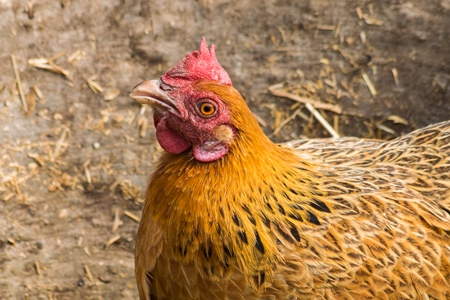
[0,0,449,299]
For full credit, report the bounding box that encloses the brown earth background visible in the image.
[1,0,449,299]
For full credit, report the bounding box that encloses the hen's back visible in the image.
[280,121,450,299]
[286,120,450,211]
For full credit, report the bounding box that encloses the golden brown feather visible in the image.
[134,81,450,300]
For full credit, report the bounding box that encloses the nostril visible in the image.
[159,81,173,92]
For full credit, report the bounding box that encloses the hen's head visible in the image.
[130,38,253,162]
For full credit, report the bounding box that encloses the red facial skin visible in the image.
[131,38,236,162]
[152,80,235,162]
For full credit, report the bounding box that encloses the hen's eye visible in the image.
[198,102,216,117]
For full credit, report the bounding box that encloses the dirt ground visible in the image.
[0,0,449,299]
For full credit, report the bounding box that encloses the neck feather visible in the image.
[142,106,326,283]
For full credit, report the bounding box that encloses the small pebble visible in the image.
[93,142,100,149]
[35,241,44,250]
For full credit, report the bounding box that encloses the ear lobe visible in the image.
[213,125,234,144]
[193,141,229,162]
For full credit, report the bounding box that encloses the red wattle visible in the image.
[155,118,191,154]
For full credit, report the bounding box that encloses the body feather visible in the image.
[135,82,450,299]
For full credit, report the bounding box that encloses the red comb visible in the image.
[161,37,232,87]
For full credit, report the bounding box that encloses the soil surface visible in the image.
[1,0,449,299]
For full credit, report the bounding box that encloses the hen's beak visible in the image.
[129,80,180,116]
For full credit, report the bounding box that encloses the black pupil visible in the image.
[203,104,212,113]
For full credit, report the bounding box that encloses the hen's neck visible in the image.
[142,118,328,282]
[145,123,323,236]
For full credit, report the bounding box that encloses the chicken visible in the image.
[130,37,450,300]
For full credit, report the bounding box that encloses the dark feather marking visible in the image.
[264,196,274,212]
[290,188,299,195]
[307,211,321,225]
[253,271,266,287]
[202,244,212,260]
[275,223,294,244]
[238,230,248,244]
[310,246,323,260]
[310,188,323,196]
[145,272,153,299]
[216,225,222,235]
[290,226,301,242]
[232,213,242,227]
[288,212,303,222]
[224,258,230,268]
[442,206,450,216]
[248,214,256,225]
[259,272,266,284]
[278,204,286,215]
[283,191,291,201]
[242,204,251,214]
[261,212,271,228]
[291,203,304,210]
[223,244,233,257]
[310,198,331,213]
[242,204,256,225]
[254,230,265,254]
[178,245,188,256]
